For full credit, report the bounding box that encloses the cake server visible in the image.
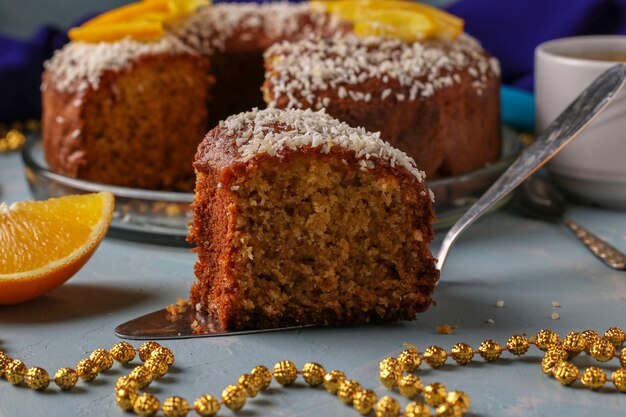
[437,64,626,270]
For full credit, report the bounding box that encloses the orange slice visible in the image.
[82,0,170,27]
[0,192,115,305]
[69,22,164,43]
[354,9,435,41]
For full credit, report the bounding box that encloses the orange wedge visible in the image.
[69,22,164,43]
[82,0,170,28]
[354,9,435,41]
[0,192,114,305]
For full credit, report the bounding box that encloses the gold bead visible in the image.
[604,327,626,347]
[151,346,175,366]
[450,342,474,365]
[54,368,78,390]
[423,382,448,407]
[478,339,502,362]
[194,394,221,417]
[134,392,161,417]
[162,396,190,417]
[25,367,49,391]
[435,402,463,417]
[76,358,98,382]
[251,365,272,390]
[116,388,139,411]
[323,370,347,394]
[552,361,579,385]
[379,357,402,388]
[5,359,27,385]
[423,346,447,368]
[111,342,136,364]
[581,330,601,353]
[506,335,530,356]
[337,379,362,404]
[541,346,569,374]
[376,396,401,417]
[562,332,586,355]
[138,341,162,362]
[0,352,12,377]
[238,373,262,398]
[405,401,432,417]
[353,389,378,415]
[446,391,471,413]
[590,339,616,362]
[581,366,607,390]
[222,384,247,411]
[398,345,421,372]
[611,368,626,392]
[619,348,626,368]
[398,374,423,398]
[129,365,154,388]
[534,329,560,351]
[273,360,298,386]
[379,357,401,373]
[144,357,169,378]
[89,349,114,372]
[115,375,139,392]
[301,362,325,386]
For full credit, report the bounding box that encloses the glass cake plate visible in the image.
[22,128,522,246]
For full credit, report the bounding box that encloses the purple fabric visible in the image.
[1,0,626,122]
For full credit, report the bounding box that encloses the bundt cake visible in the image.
[42,0,501,191]
[188,107,439,331]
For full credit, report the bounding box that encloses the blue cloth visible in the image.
[1,0,624,125]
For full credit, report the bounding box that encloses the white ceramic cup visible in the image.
[535,36,626,209]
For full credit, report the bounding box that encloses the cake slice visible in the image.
[188,108,439,330]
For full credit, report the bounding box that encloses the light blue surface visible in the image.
[2,150,626,416]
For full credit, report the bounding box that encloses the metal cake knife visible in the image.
[116,64,626,340]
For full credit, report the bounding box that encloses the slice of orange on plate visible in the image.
[0,192,114,305]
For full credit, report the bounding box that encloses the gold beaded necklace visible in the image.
[1,326,625,417]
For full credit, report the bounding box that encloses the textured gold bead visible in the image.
[273,360,298,386]
[25,367,49,391]
[423,346,447,368]
[54,367,79,390]
[398,345,421,372]
[323,370,347,394]
[301,362,325,386]
[611,368,626,392]
[398,374,423,398]
[581,366,607,390]
[619,348,626,368]
[581,330,601,353]
[115,375,139,392]
[134,392,161,417]
[506,335,530,356]
[423,382,448,407]
[446,391,470,413]
[5,359,27,385]
[590,339,616,362]
[194,394,221,417]
[151,346,175,366]
[116,388,139,411]
[353,389,378,415]
[251,365,272,390]
[405,401,432,417]
[89,349,114,372]
[450,342,474,365]
[144,357,169,378]
[76,358,98,382]
[222,384,247,411]
[541,351,566,375]
[478,339,502,362]
[552,361,579,385]
[238,373,262,398]
[129,365,154,388]
[534,329,560,351]
[435,403,463,417]
[138,341,162,362]
[379,357,402,388]
[0,352,12,377]
[562,332,586,355]
[162,396,190,417]
[337,379,362,404]
[604,327,626,347]
[376,396,401,417]
[379,357,401,373]
[110,342,136,364]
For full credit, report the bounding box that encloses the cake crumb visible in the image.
[436,324,458,334]
[485,318,495,325]
[551,312,560,320]
[495,300,504,308]
[552,301,561,308]
[165,297,189,316]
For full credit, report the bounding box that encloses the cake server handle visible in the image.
[436,64,626,270]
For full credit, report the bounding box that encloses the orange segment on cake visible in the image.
[188,108,439,331]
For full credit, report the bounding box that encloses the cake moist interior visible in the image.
[191,151,436,329]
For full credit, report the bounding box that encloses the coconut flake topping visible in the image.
[215,107,428,184]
